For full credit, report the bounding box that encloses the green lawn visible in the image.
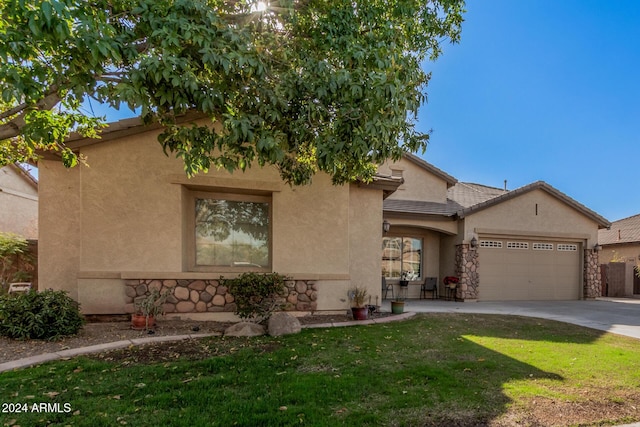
[2,313,640,426]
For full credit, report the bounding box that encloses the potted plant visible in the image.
[131,288,171,330]
[390,299,405,314]
[349,286,369,320]
[399,271,410,287]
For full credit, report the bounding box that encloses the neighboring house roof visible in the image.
[598,213,640,245]
[456,181,611,229]
[403,152,458,187]
[9,164,38,189]
[0,164,38,196]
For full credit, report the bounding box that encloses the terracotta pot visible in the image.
[131,314,156,330]
[351,307,369,320]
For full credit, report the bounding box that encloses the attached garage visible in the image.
[477,237,582,300]
[453,181,610,301]
[382,156,610,303]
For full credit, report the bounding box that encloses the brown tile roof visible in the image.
[383,181,504,216]
[598,213,640,245]
[383,198,462,216]
[447,182,506,208]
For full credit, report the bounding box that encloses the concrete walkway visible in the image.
[383,297,640,340]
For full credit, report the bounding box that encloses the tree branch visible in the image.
[0,91,61,141]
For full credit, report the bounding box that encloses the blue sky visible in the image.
[416,0,640,222]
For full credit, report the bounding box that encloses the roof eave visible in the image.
[363,175,404,199]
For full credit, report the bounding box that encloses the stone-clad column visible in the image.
[584,249,602,299]
[455,244,479,301]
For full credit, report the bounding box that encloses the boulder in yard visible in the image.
[268,312,302,336]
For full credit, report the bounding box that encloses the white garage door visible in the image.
[478,238,581,300]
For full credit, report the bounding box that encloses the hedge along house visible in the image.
[380,154,611,301]
[38,116,402,318]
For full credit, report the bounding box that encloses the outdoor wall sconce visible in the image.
[470,236,478,248]
[593,243,602,252]
[382,219,391,233]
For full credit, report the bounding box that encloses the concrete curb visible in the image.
[302,312,415,329]
[0,313,415,373]
[0,333,220,373]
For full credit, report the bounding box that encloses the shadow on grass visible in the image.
[0,313,623,427]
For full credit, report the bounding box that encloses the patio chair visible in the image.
[382,276,394,300]
[8,282,32,294]
[420,277,438,300]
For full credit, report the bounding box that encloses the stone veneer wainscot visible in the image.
[124,279,319,314]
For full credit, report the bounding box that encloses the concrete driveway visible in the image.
[383,297,640,340]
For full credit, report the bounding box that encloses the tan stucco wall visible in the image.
[272,174,349,275]
[599,244,640,264]
[39,127,383,314]
[462,189,599,245]
[378,158,449,203]
[0,166,38,239]
[38,161,81,300]
[349,185,384,305]
[384,215,458,236]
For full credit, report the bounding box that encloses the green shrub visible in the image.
[0,289,84,340]
[221,272,288,322]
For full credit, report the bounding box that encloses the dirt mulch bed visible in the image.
[0,313,391,364]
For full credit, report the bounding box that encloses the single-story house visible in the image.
[38,118,610,318]
[598,214,640,264]
[0,163,38,239]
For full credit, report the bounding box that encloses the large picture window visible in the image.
[381,237,422,280]
[191,193,271,270]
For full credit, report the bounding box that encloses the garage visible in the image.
[478,237,582,300]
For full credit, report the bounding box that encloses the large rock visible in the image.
[224,322,266,337]
[267,312,302,337]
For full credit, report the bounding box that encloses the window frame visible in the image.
[381,236,423,281]
[186,190,272,273]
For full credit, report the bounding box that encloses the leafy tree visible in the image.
[0,0,464,184]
